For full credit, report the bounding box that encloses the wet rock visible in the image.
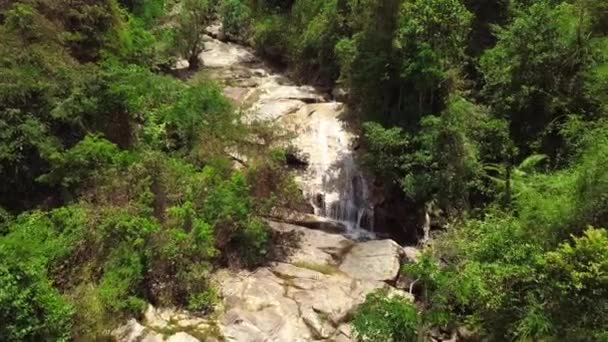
[141,334,165,342]
[116,27,410,342]
[259,85,325,103]
[221,306,311,342]
[173,59,190,70]
[115,223,405,342]
[301,307,334,339]
[112,319,165,342]
[213,231,392,341]
[339,239,402,282]
[332,333,353,342]
[253,99,305,121]
[205,22,224,40]
[430,327,457,342]
[395,272,419,294]
[223,87,251,105]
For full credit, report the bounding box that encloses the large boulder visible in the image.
[339,239,402,282]
[199,39,257,68]
[215,261,387,342]
[267,221,353,265]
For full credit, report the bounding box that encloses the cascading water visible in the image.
[195,33,375,239]
[290,102,375,239]
[310,156,375,238]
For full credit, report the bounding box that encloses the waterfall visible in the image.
[294,102,375,239]
[313,156,375,239]
[195,33,375,239]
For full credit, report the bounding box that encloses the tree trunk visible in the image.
[188,52,199,70]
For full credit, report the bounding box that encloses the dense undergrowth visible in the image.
[2,0,608,340]
[0,0,302,340]
[221,0,608,340]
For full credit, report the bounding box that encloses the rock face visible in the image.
[112,313,216,342]
[114,222,408,342]
[214,222,402,342]
[339,240,402,282]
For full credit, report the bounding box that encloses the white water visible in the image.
[286,102,375,239]
[198,34,374,239]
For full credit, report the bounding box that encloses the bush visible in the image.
[162,81,237,154]
[252,14,289,60]
[39,135,125,191]
[352,289,420,342]
[205,172,270,267]
[187,287,219,314]
[0,209,83,341]
[542,228,608,339]
[220,0,252,40]
[0,263,73,342]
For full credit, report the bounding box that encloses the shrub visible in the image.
[252,14,289,60]
[39,135,125,190]
[0,209,82,341]
[220,0,252,40]
[187,287,219,314]
[352,289,420,342]
[0,263,73,342]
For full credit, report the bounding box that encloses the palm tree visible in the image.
[484,154,547,205]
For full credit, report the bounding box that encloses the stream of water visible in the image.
[199,34,375,239]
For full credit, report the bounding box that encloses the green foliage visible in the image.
[393,0,472,118]
[480,1,592,154]
[363,97,504,215]
[162,81,237,154]
[542,228,608,339]
[123,0,167,24]
[39,135,125,190]
[252,14,289,60]
[60,0,124,62]
[187,287,219,313]
[220,0,252,39]
[204,172,270,266]
[361,122,410,182]
[410,205,608,339]
[2,0,607,340]
[288,0,343,79]
[352,289,420,342]
[0,263,73,342]
[574,131,608,229]
[98,246,146,315]
[171,0,216,69]
[0,208,85,341]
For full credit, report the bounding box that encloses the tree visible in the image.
[172,0,215,70]
[480,1,592,157]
